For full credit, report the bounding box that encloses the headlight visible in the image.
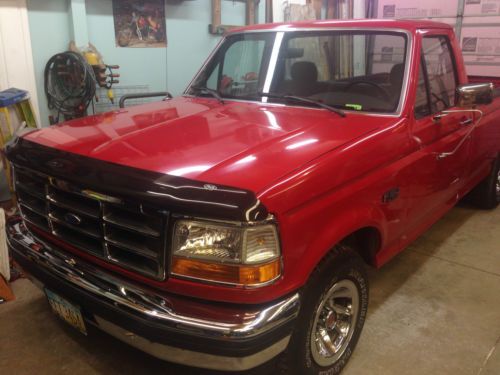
[171,220,281,287]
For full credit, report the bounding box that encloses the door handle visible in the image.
[433,113,449,122]
[460,118,473,126]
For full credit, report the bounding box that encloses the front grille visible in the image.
[14,167,168,280]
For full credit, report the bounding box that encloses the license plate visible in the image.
[45,289,87,335]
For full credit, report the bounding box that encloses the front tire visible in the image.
[280,245,369,375]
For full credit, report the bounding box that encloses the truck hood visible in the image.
[25,97,398,194]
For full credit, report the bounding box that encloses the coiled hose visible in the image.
[44,51,96,122]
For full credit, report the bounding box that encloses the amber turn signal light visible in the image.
[171,257,281,286]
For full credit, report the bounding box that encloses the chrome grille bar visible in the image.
[103,213,160,237]
[13,166,168,280]
[48,212,102,239]
[47,193,100,219]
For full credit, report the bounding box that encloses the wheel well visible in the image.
[339,227,381,266]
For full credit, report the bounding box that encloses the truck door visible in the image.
[408,34,472,226]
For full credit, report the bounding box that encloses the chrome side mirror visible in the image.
[456,83,494,107]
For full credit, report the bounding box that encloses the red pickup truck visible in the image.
[5,19,500,374]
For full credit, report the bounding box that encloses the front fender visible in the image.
[275,196,388,293]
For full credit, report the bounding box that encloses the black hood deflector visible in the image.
[5,138,268,222]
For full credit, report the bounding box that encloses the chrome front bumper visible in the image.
[6,219,300,371]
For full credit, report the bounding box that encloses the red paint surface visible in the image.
[22,20,500,304]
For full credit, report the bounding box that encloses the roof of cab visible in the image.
[228,19,452,34]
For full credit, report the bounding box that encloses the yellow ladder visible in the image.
[0,98,37,199]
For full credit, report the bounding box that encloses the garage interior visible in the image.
[0,1,499,374]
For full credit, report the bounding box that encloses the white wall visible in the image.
[0,0,40,125]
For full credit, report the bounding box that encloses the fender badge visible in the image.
[203,184,218,191]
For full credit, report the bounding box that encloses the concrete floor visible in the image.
[1,204,499,375]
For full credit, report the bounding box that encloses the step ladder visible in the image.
[0,88,37,202]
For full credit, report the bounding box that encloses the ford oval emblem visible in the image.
[47,159,64,170]
[64,213,82,226]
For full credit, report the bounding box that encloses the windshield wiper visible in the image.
[191,85,225,104]
[256,92,345,117]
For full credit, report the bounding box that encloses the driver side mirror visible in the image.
[456,83,494,107]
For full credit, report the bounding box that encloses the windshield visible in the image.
[187,30,408,114]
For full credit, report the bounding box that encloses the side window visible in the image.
[415,60,430,119]
[219,39,265,94]
[206,63,220,90]
[204,36,269,95]
[422,36,458,112]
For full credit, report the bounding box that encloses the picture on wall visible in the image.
[112,0,167,48]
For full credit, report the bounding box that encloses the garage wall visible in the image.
[25,0,71,126]
[27,0,265,126]
[85,1,168,101]
[375,0,500,78]
[164,1,247,99]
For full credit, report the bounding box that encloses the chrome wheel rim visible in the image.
[310,279,360,367]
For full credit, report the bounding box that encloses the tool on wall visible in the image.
[44,50,97,123]
[44,43,120,124]
[82,45,120,104]
[93,64,120,104]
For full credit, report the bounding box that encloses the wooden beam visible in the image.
[312,0,323,20]
[209,0,258,34]
[265,0,273,23]
[210,0,221,34]
[327,0,336,19]
[246,0,256,25]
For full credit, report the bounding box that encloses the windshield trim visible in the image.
[185,27,414,117]
[262,32,285,99]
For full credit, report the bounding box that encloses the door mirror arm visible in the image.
[434,108,484,160]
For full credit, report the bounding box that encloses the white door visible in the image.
[0,0,40,125]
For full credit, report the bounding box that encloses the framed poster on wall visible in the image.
[112,0,167,48]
